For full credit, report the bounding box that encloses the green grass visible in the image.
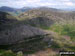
[39,25,50,30]
[44,23,75,51]
[0,50,16,56]
[49,24,75,41]
[0,50,24,56]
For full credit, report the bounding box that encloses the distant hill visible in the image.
[0,6,33,16]
[36,7,61,12]
[19,7,33,12]
[18,7,75,28]
[0,6,17,12]
[62,8,75,11]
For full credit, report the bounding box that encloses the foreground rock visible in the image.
[0,25,48,45]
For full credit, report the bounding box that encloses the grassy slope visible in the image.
[43,23,75,51]
[49,23,75,41]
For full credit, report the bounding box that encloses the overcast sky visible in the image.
[0,0,75,9]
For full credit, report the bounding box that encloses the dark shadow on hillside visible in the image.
[0,11,17,31]
[19,17,54,29]
[0,11,17,23]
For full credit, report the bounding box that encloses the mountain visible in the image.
[19,7,33,12]
[36,7,61,11]
[18,7,75,29]
[62,8,75,11]
[0,6,16,12]
[0,6,33,16]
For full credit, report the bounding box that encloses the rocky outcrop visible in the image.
[0,25,48,45]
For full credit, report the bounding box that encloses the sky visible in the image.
[0,0,75,9]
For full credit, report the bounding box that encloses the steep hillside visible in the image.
[0,11,17,23]
[18,8,75,29]
[19,7,75,20]
[0,11,18,30]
